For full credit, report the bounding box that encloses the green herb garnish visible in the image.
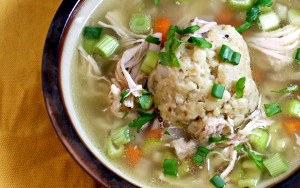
[235,144,264,170]
[139,94,154,110]
[192,146,210,165]
[210,175,225,188]
[271,85,298,93]
[208,136,230,143]
[128,110,157,133]
[236,77,246,99]
[120,90,130,103]
[163,159,178,177]
[145,35,161,45]
[264,103,282,117]
[164,131,171,136]
[211,84,225,99]
[175,25,200,35]
[188,36,212,48]
[236,22,252,33]
[154,0,160,5]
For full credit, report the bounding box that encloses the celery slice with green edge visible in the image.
[263,153,289,177]
[129,14,151,34]
[258,11,281,31]
[227,0,254,10]
[288,9,300,27]
[94,35,119,58]
[110,125,131,146]
[106,136,125,158]
[248,128,269,153]
[82,38,98,55]
[283,100,300,118]
[140,50,159,74]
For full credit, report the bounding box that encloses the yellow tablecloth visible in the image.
[0,1,98,187]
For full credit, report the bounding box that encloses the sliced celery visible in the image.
[288,9,300,27]
[230,164,244,184]
[248,128,269,153]
[238,179,258,188]
[142,138,165,156]
[283,100,300,118]
[275,4,288,21]
[263,153,289,177]
[178,161,191,177]
[106,136,125,158]
[82,38,97,55]
[129,14,151,34]
[140,50,159,74]
[227,0,254,10]
[258,11,280,31]
[94,35,119,58]
[110,125,131,146]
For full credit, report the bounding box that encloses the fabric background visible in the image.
[0,1,100,187]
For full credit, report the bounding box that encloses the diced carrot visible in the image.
[126,145,142,165]
[154,18,171,44]
[146,129,162,139]
[282,120,300,134]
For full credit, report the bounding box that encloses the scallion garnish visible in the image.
[120,90,130,103]
[210,175,225,188]
[83,26,102,39]
[163,159,178,177]
[211,84,225,99]
[246,6,261,23]
[236,22,252,33]
[272,85,298,93]
[139,94,154,110]
[164,131,171,136]
[264,103,282,117]
[154,0,160,5]
[236,77,246,99]
[192,146,210,165]
[188,36,212,48]
[175,25,200,35]
[128,110,157,133]
[208,136,229,143]
[145,35,161,45]
[235,144,264,170]
[256,0,273,7]
[295,48,300,62]
[219,45,241,65]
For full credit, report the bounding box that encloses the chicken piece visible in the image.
[171,138,197,160]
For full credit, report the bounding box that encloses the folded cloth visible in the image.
[0,0,98,187]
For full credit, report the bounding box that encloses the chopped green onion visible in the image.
[295,48,300,61]
[236,22,252,33]
[110,125,131,145]
[83,26,102,39]
[263,153,289,177]
[271,85,298,93]
[175,25,200,35]
[139,94,154,110]
[256,0,273,7]
[231,52,241,65]
[227,0,255,10]
[208,136,229,143]
[154,0,159,5]
[192,146,210,165]
[283,100,300,118]
[264,103,282,117]
[145,35,161,45]
[192,154,204,165]
[82,38,98,54]
[236,77,246,99]
[164,131,171,136]
[258,11,280,31]
[120,90,130,103]
[106,136,125,158]
[210,175,225,188]
[94,35,119,58]
[248,128,270,153]
[129,14,151,34]
[288,9,300,27]
[246,6,261,23]
[140,50,159,74]
[211,84,225,99]
[188,36,212,48]
[197,146,210,156]
[163,159,178,177]
[128,110,157,133]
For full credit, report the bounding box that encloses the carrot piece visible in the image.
[282,120,300,134]
[154,18,171,44]
[146,129,162,139]
[126,145,142,165]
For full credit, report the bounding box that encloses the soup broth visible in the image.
[70,0,300,187]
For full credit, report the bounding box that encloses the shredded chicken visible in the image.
[220,147,237,179]
[171,138,197,160]
[246,25,300,71]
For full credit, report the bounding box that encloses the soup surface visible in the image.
[70,0,300,187]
